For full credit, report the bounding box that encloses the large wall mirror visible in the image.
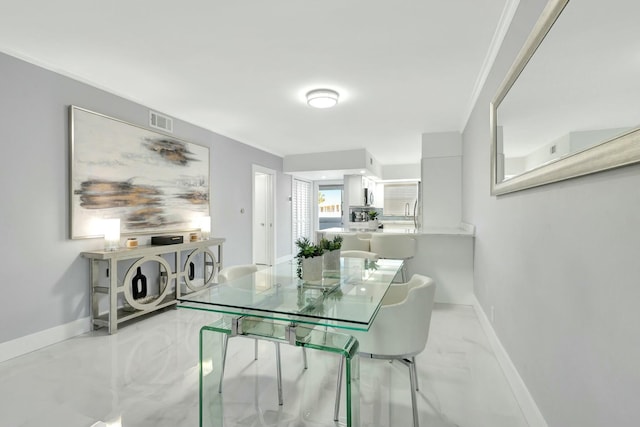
[490,0,640,195]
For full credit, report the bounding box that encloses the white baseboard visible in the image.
[0,316,91,363]
[472,297,548,427]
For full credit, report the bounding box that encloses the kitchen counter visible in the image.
[321,222,474,236]
[317,222,475,305]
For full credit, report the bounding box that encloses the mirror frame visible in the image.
[490,0,640,195]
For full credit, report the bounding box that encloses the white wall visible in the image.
[407,235,474,305]
[381,163,421,180]
[422,131,462,227]
[0,52,291,346]
[283,148,382,178]
[284,149,366,172]
[462,1,640,426]
[523,133,570,172]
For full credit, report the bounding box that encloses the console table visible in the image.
[82,238,225,334]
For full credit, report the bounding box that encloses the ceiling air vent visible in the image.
[149,110,173,133]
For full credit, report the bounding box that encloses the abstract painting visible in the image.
[70,106,210,239]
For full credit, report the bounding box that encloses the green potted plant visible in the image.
[320,235,343,275]
[295,237,324,281]
[368,210,379,230]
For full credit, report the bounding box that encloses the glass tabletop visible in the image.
[177,257,403,331]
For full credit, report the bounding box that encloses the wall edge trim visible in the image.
[472,296,548,427]
[0,317,91,363]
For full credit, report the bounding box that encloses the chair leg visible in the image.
[275,342,283,406]
[302,347,308,369]
[407,358,420,427]
[411,356,419,391]
[254,338,259,360]
[218,334,229,393]
[334,355,345,421]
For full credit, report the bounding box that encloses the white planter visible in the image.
[301,256,323,282]
[368,219,379,230]
[323,249,341,275]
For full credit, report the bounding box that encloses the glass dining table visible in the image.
[177,256,404,427]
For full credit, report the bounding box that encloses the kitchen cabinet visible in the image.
[346,175,364,206]
[345,175,376,206]
[372,182,383,208]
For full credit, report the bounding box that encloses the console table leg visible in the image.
[90,259,100,330]
[108,260,118,334]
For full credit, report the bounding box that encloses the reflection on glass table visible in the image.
[178,257,403,331]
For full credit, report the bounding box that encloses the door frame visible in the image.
[252,164,276,266]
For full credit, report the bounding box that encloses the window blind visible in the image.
[292,178,312,249]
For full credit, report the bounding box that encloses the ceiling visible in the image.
[0,0,511,167]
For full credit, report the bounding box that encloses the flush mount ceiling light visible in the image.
[306,89,339,109]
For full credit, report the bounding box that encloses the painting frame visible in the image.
[70,105,210,239]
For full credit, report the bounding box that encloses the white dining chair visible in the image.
[217,264,308,406]
[334,274,436,427]
[340,250,379,260]
[340,233,371,251]
[369,234,417,281]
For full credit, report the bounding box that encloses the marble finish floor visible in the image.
[0,304,528,427]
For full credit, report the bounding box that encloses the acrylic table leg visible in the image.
[345,352,361,427]
[295,328,360,426]
[197,320,360,426]
[199,324,228,427]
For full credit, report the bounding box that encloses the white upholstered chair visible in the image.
[340,233,371,251]
[218,264,260,282]
[369,234,417,281]
[334,274,436,427]
[340,250,379,260]
[217,264,307,405]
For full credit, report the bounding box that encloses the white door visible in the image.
[252,166,275,265]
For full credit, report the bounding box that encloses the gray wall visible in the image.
[462,1,640,426]
[0,52,292,344]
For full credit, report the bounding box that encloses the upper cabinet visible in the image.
[345,175,378,207]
